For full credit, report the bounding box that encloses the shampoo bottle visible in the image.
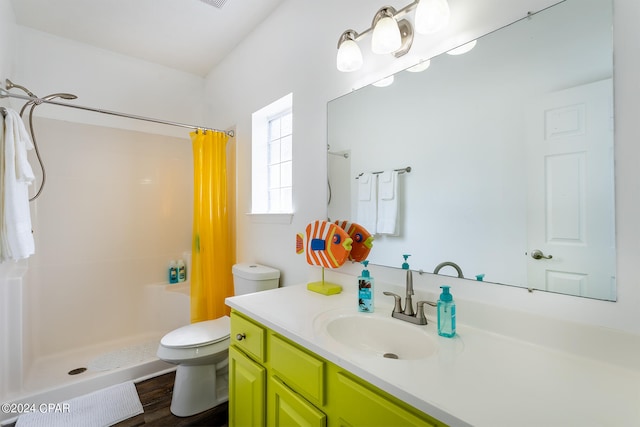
[168,260,179,284]
[437,286,456,337]
[358,260,374,312]
[177,259,187,282]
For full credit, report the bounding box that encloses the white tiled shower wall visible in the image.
[23,118,193,359]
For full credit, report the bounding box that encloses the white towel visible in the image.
[356,173,377,234]
[1,109,35,262]
[376,170,399,235]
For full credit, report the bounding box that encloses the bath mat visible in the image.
[15,381,143,427]
[88,340,158,371]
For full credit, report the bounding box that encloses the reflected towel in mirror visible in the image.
[356,173,377,234]
[376,170,399,235]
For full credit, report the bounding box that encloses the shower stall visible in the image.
[0,80,227,422]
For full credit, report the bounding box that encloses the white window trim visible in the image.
[246,212,293,224]
[250,93,294,217]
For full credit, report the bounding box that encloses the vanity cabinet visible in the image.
[334,372,437,427]
[268,376,327,427]
[229,346,266,427]
[229,310,446,427]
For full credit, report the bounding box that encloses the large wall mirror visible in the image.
[327,0,615,301]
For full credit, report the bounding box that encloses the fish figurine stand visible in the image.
[296,220,373,295]
[307,266,342,295]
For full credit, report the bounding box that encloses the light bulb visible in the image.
[372,75,394,87]
[337,39,363,72]
[371,15,401,54]
[415,0,450,35]
[406,60,431,73]
[446,39,477,55]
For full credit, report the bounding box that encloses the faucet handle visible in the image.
[415,301,437,325]
[383,291,403,313]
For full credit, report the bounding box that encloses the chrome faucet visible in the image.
[404,266,415,316]
[383,255,436,325]
[383,290,436,325]
[433,261,464,278]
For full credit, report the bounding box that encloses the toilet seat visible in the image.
[160,316,230,349]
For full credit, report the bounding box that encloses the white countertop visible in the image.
[226,284,640,427]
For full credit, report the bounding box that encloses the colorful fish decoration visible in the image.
[334,220,374,262]
[296,220,353,268]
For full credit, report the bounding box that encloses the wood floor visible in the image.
[115,371,228,427]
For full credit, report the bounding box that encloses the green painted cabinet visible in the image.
[229,345,266,427]
[229,310,447,427]
[334,372,437,427]
[269,376,327,427]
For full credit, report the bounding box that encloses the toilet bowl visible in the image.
[156,263,280,417]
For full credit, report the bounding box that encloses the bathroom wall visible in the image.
[0,0,14,82]
[1,10,205,363]
[11,26,207,138]
[205,0,640,335]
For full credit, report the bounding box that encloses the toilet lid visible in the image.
[160,316,230,349]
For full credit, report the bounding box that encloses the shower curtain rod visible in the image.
[0,88,234,137]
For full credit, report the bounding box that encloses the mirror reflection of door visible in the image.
[525,79,615,299]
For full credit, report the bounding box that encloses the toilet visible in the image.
[156,263,280,417]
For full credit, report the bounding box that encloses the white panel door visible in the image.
[525,79,615,299]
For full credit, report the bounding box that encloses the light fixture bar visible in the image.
[336,0,451,72]
[349,0,419,43]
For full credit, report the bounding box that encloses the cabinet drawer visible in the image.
[270,334,325,406]
[230,311,266,362]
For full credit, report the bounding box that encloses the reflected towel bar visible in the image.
[356,166,411,179]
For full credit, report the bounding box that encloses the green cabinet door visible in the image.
[335,372,441,427]
[268,376,327,427]
[229,345,266,427]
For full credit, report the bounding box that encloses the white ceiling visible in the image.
[9,0,286,77]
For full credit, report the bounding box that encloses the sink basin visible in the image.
[321,312,437,360]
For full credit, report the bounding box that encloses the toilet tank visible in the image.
[232,263,280,295]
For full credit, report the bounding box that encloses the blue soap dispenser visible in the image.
[358,260,374,312]
[402,254,411,271]
[437,286,456,337]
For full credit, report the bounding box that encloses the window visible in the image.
[252,93,293,215]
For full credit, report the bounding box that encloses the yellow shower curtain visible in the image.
[190,129,234,323]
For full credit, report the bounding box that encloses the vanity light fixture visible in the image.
[336,30,363,72]
[371,7,403,54]
[414,0,451,34]
[336,0,450,72]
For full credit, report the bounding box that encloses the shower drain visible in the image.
[68,367,87,376]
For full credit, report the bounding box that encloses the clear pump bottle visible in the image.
[437,286,456,337]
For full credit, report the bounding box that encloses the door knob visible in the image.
[531,249,552,260]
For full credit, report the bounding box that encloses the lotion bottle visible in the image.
[177,259,187,282]
[437,286,456,337]
[358,260,374,312]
